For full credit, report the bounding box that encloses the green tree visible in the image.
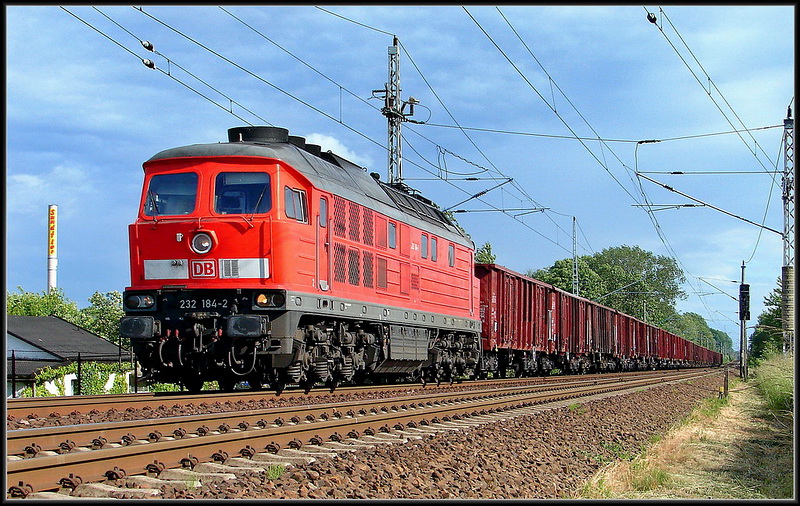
[475,242,496,264]
[80,291,126,347]
[526,258,608,300]
[528,245,686,324]
[749,279,783,363]
[586,245,686,324]
[7,287,87,326]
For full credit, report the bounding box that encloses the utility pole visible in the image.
[373,36,419,185]
[572,216,579,296]
[739,261,750,381]
[782,107,795,354]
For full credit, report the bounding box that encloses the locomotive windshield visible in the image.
[214,172,272,215]
[144,172,198,216]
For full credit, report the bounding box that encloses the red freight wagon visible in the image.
[475,263,721,376]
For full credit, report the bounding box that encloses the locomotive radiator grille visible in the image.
[347,249,360,286]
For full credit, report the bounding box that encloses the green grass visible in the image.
[567,402,586,415]
[266,464,286,480]
[575,359,795,499]
[751,352,794,415]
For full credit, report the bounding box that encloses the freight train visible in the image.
[120,126,721,393]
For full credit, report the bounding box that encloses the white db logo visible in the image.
[191,260,216,278]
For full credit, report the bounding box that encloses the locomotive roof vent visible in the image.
[228,126,289,144]
[288,135,306,149]
[305,143,322,157]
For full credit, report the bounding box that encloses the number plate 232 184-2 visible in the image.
[178,298,230,310]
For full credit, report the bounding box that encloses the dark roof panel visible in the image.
[146,137,474,248]
[6,315,126,361]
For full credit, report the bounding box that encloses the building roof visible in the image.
[7,315,126,363]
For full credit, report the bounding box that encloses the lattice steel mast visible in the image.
[373,36,418,185]
[782,107,795,353]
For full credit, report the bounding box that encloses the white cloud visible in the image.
[304,133,373,167]
[7,165,96,219]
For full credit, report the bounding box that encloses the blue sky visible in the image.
[5,5,795,349]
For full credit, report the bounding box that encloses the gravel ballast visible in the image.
[161,373,723,500]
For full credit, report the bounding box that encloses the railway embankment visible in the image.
[579,354,794,500]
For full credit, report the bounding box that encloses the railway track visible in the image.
[6,369,717,499]
[5,368,695,421]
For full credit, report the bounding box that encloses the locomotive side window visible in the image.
[144,172,198,216]
[214,172,271,215]
[284,186,308,223]
[421,233,428,259]
[319,197,328,227]
[388,222,397,249]
[448,243,455,267]
[431,236,438,262]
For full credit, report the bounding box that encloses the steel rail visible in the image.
[7,371,673,456]
[7,369,718,495]
[5,368,699,420]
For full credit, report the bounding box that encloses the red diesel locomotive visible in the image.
[120,126,482,392]
[120,126,721,392]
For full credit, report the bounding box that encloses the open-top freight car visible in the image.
[475,263,722,377]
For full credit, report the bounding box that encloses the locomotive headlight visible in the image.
[255,291,286,308]
[191,232,213,254]
[125,294,156,310]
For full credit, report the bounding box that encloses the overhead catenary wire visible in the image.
[62,5,759,340]
[467,6,720,326]
[646,6,781,188]
[645,5,788,273]
[468,7,708,312]
[61,7,259,126]
[313,6,588,254]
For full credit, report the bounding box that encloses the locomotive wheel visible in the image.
[247,372,264,391]
[181,373,204,393]
[270,369,288,396]
[299,378,315,395]
[218,375,237,393]
[327,377,339,393]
